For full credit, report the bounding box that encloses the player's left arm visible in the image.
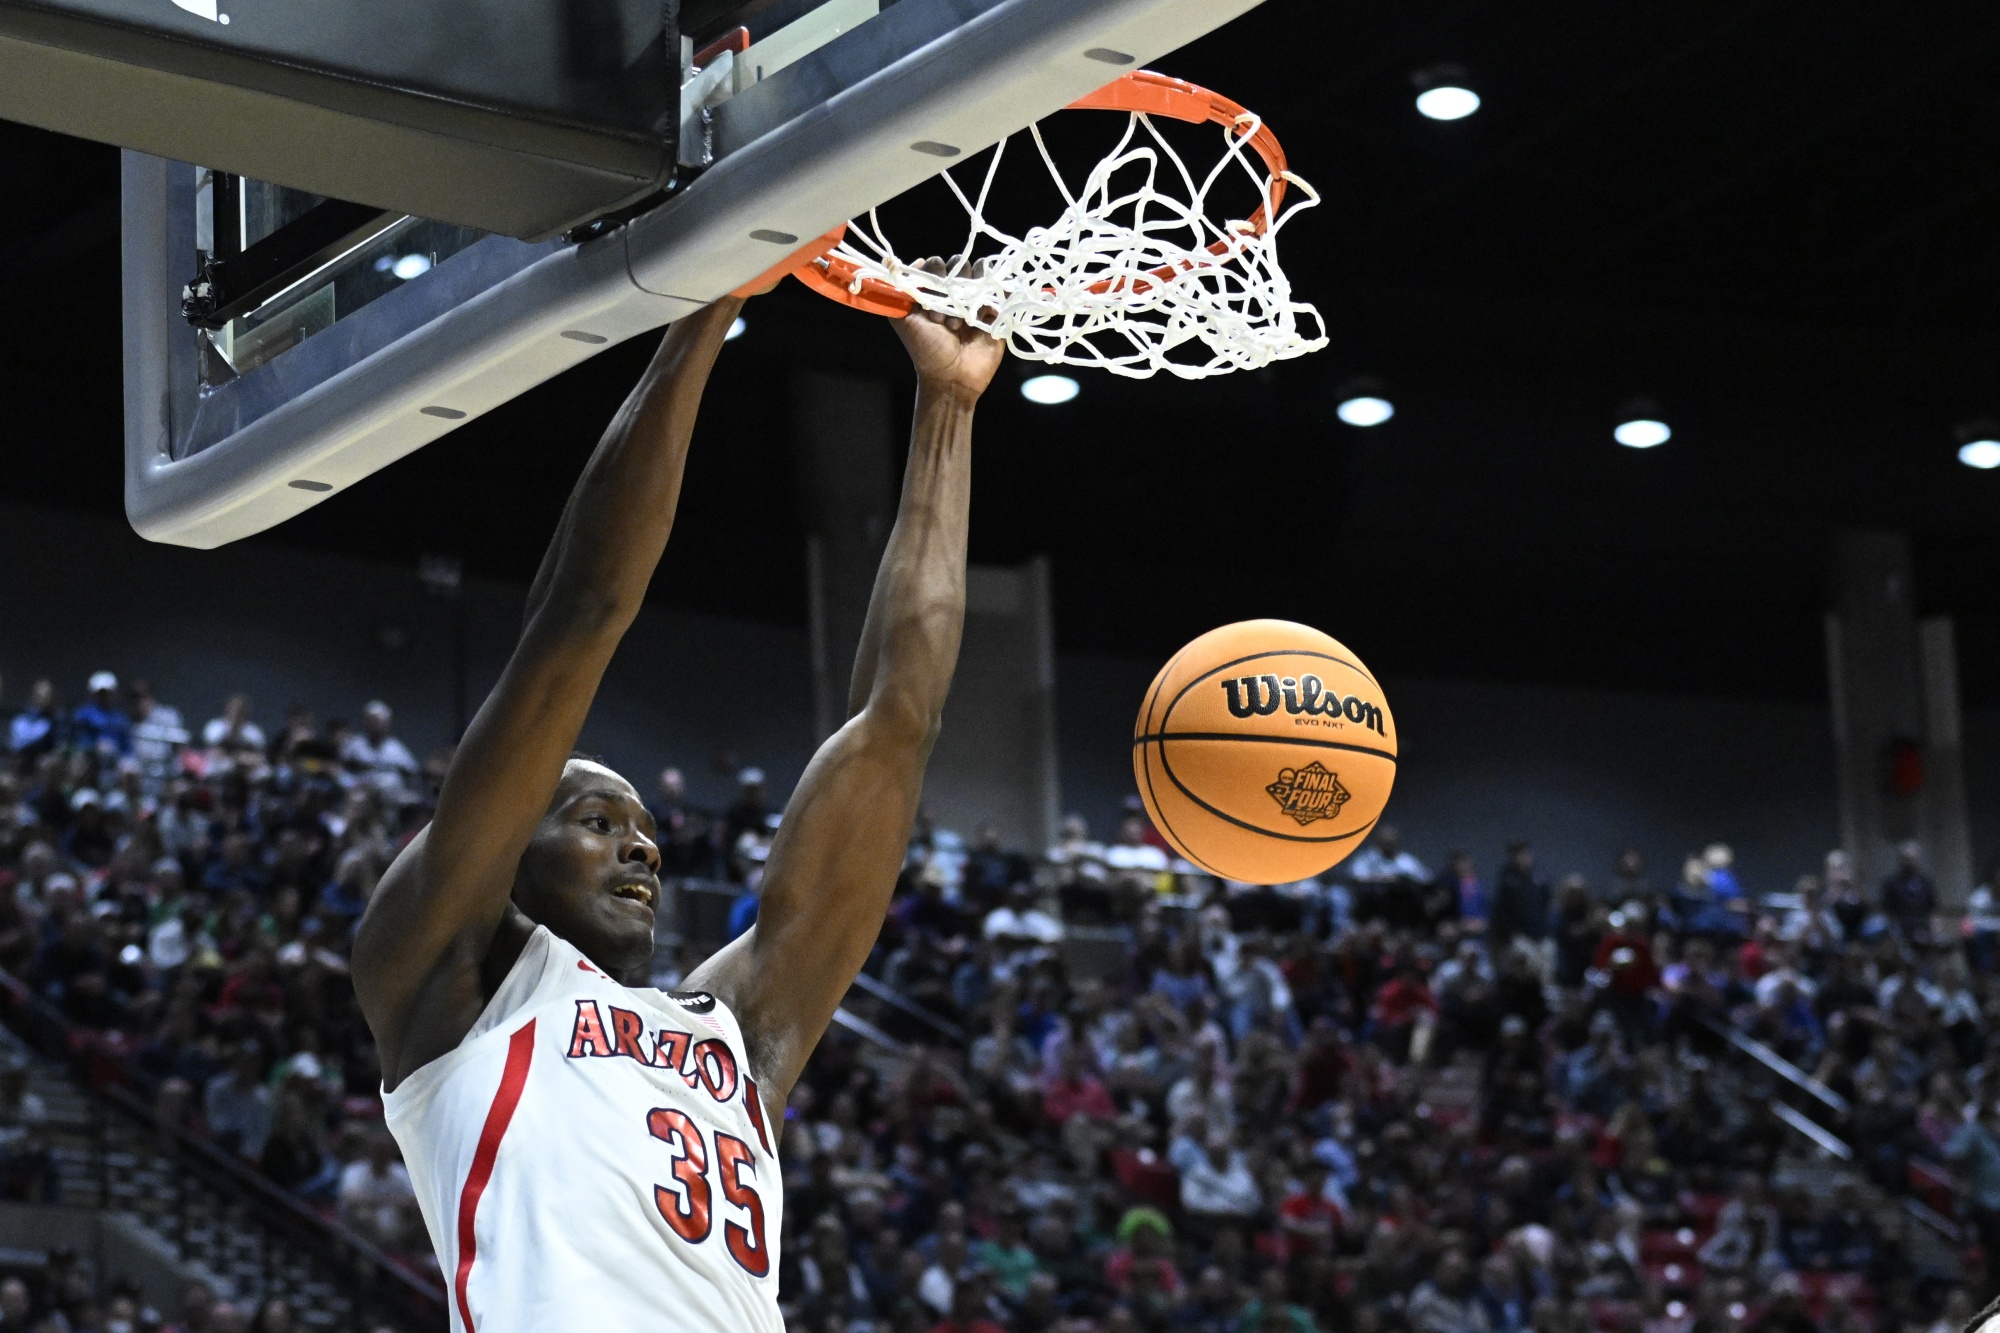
[685,300,1002,1116]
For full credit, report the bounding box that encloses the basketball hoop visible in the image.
[760,71,1327,380]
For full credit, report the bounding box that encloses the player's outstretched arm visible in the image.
[687,298,1003,1110]
[354,297,743,1089]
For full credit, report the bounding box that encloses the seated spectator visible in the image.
[204,1044,274,1160]
[1103,816,1170,879]
[1103,1207,1182,1299]
[8,678,59,761]
[70,671,132,756]
[1880,840,1936,941]
[341,701,419,806]
[984,884,1063,973]
[962,823,1028,912]
[260,1088,337,1199]
[1408,1250,1491,1333]
[1368,955,1436,1059]
[1041,1042,1114,1126]
[800,1212,875,1327]
[721,767,770,872]
[1562,1012,1629,1118]
[201,694,266,766]
[1178,1130,1260,1228]
[339,1134,419,1249]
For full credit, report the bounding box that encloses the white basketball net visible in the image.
[824,110,1328,380]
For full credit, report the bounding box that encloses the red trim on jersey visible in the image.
[454,1019,537,1332]
[744,1076,771,1154]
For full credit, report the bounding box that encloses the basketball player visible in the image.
[350,282,1003,1332]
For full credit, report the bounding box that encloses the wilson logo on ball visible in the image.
[1264,762,1351,826]
[1220,673,1385,735]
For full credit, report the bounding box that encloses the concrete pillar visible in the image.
[1824,531,1975,905]
[792,371,895,742]
[1918,615,1976,906]
[922,559,1062,852]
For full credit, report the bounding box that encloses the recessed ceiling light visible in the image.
[1337,395,1395,427]
[1615,418,1671,449]
[1021,374,1079,405]
[1961,439,2000,469]
[726,317,747,341]
[1415,86,1480,121]
[1615,397,1670,448]
[391,253,432,281]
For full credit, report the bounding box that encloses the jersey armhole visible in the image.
[384,926,560,1113]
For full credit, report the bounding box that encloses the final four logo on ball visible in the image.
[1265,762,1351,826]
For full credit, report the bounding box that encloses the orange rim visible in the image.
[784,69,1291,318]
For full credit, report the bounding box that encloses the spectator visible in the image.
[128,678,190,793]
[1178,1131,1260,1228]
[1948,1101,2000,1272]
[650,765,714,876]
[1490,840,1550,951]
[204,1044,274,1160]
[339,1134,420,1249]
[985,883,1064,971]
[722,767,770,869]
[1348,827,1429,930]
[1881,840,1936,941]
[201,694,266,763]
[341,700,420,805]
[1408,1250,1493,1333]
[1436,850,1488,933]
[0,1278,30,1333]
[70,670,132,756]
[8,678,59,760]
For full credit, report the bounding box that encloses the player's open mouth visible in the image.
[611,881,656,909]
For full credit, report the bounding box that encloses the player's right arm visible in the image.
[352,298,741,1088]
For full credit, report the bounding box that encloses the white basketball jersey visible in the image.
[384,926,784,1333]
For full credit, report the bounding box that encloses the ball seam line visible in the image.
[1131,732,1398,764]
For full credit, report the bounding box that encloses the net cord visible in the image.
[821,110,1327,380]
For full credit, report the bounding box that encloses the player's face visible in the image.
[513,760,660,978]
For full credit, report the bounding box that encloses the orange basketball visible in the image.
[1132,620,1398,884]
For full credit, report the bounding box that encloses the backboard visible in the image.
[112,0,1266,548]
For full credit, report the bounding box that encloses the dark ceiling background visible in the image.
[3,0,1999,703]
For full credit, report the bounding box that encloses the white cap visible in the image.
[70,788,103,810]
[88,671,118,693]
[738,767,765,786]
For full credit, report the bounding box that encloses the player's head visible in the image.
[512,756,660,976]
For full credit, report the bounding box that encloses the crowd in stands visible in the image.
[2,668,1999,1333]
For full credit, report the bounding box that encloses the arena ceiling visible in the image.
[4,0,1999,703]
